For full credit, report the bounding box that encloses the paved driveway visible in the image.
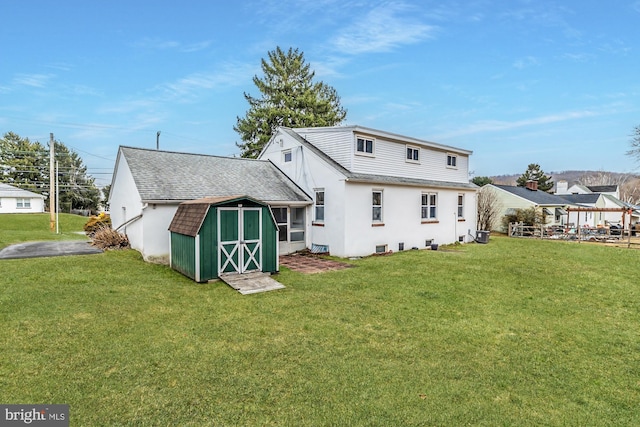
[0,240,103,260]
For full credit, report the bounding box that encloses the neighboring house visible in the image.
[484,182,570,232]
[109,146,311,262]
[258,125,478,257]
[556,180,620,199]
[556,180,637,226]
[0,183,46,213]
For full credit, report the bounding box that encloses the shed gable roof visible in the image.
[168,195,268,237]
[118,146,311,203]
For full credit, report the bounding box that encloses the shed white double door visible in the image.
[217,207,262,275]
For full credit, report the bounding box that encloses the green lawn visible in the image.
[0,213,89,249]
[1,215,639,426]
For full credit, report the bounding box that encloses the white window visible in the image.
[283,150,292,163]
[457,194,464,218]
[16,198,31,209]
[315,190,325,222]
[272,207,288,242]
[406,145,419,162]
[372,190,383,223]
[447,154,457,168]
[290,207,305,242]
[421,193,437,220]
[356,136,374,155]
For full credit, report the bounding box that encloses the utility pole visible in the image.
[49,133,55,232]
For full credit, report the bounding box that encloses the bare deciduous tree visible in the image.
[477,186,501,231]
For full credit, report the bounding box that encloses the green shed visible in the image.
[168,195,279,282]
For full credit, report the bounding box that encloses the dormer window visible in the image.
[447,154,457,168]
[356,136,374,155]
[406,145,420,163]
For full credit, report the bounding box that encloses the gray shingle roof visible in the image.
[118,146,310,203]
[559,193,601,204]
[494,185,568,206]
[0,183,45,198]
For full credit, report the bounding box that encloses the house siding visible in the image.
[343,183,476,256]
[349,133,470,183]
[293,128,353,170]
[263,127,477,257]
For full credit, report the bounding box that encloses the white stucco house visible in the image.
[0,183,46,213]
[258,126,478,257]
[109,146,311,262]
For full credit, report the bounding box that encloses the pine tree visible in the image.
[0,132,100,211]
[235,47,347,158]
[516,163,554,192]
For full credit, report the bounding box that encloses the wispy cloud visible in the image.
[132,37,212,53]
[438,110,598,139]
[513,56,540,69]
[156,62,255,100]
[331,2,437,54]
[12,73,54,88]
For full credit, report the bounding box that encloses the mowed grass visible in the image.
[0,213,89,249]
[1,215,639,426]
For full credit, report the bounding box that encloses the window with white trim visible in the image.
[457,194,464,218]
[372,190,383,222]
[421,192,437,220]
[283,150,292,162]
[16,198,31,209]
[447,154,457,168]
[315,190,325,222]
[356,136,374,155]
[406,145,419,162]
[290,207,305,242]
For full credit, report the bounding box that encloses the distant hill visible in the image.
[490,170,639,188]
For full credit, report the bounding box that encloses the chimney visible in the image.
[525,180,538,191]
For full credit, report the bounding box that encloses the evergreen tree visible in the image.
[0,132,100,211]
[516,163,554,192]
[54,141,101,211]
[471,176,493,187]
[235,47,347,158]
[0,132,48,193]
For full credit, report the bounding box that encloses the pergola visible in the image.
[565,207,635,246]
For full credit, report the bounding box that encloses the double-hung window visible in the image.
[315,190,325,223]
[356,136,374,155]
[457,194,464,218]
[421,193,437,220]
[16,198,31,209]
[372,190,383,223]
[406,145,419,162]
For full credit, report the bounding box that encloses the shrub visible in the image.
[84,212,111,236]
[501,206,543,231]
[91,224,130,250]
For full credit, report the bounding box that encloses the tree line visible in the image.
[0,132,101,211]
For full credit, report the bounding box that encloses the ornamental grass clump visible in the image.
[90,224,130,250]
[84,212,111,236]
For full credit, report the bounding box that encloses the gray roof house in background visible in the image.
[109,146,311,261]
[0,183,46,214]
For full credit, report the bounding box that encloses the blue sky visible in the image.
[1,0,639,188]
